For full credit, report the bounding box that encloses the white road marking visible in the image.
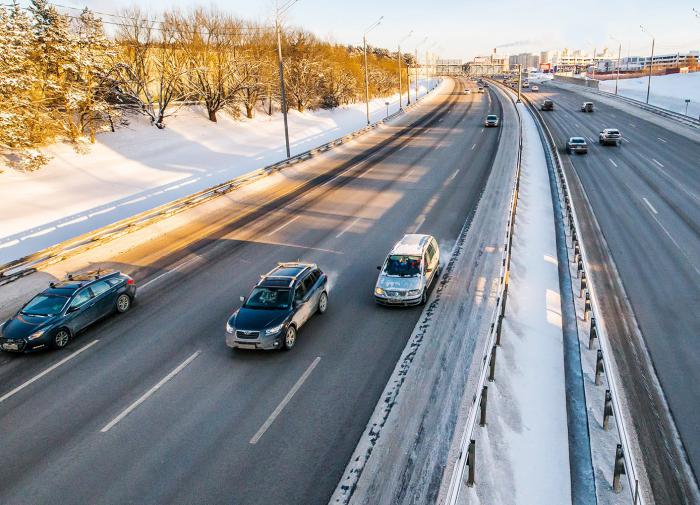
[471,143,477,150]
[399,144,407,151]
[647,212,700,278]
[629,122,636,128]
[250,356,321,444]
[609,158,618,167]
[480,128,484,134]
[266,215,301,237]
[57,215,89,227]
[653,166,700,204]
[413,215,426,233]
[0,340,99,404]
[404,167,416,179]
[643,197,658,214]
[141,255,201,289]
[447,168,460,183]
[101,350,201,433]
[335,216,361,238]
[652,159,664,168]
[657,137,667,143]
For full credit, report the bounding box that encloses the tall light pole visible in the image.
[610,35,622,95]
[363,16,383,125]
[640,25,655,104]
[426,42,437,90]
[275,0,299,158]
[591,46,597,80]
[398,30,413,109]
[415,37,427,102]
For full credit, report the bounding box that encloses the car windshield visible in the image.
[244,287,291,310]
[571,138,586,144]
[21,294,68,316]
[607,130,620,135]
[384,255,422,277]
[487,115,497,120]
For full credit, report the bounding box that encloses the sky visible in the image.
[39,0,700,61]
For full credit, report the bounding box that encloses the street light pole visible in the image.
[640,25,655,104]
[414,37,427,102]
[610,35,622,95]
[398,31,412,110]
[517,64,522,103]
[275,0,299,158]
[363,16,383,125]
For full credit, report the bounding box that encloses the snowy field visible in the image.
[599,72,700,118]
[0,79,441,265]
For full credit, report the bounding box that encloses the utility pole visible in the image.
[415,37,427,102]
[517,64,522,103]
[363,16,383,125]
[398,31,413,110]
[610,35,622,95]
[640,25,655,104]
[275,0,299,158]
[591,47,596,80]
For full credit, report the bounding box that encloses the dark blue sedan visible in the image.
[0,271,136,352]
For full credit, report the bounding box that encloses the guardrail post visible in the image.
[479,385,488,427]
[580,271,587,297]
[595,349,605,385]
[467,439,476,487]
[577,259,584,278]
[584,292,592,321]
[574,244,581,264]
[488,345,497,382]
[613,443,626,493]
[588,317,597,350]
[604,389,614,430]
[495,313,504,346]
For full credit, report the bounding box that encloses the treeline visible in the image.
[0,1,415,168]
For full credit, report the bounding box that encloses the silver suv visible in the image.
[374,234,440,306]
[599,128,622,146]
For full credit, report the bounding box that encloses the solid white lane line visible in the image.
[652,159,664,168]
[657,137,667,143]
[471,143,477,150]
[647,212,700,278]
[0,340,99,404]
[335,217,361,238]
[643,197,658,214]
[609,158,618,168]
[100,350,201,433]
[250,356,321,444]
[141,256,201,290]
[266,215,301,237]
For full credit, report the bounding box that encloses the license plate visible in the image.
[2,343,19,351]
[236,343,256,350]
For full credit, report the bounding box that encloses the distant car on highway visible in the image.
[522,81,529,88]
[477,87,485,93]
[464,89,471,94]
[225,263,328,351]
[581,102,594,112]
[541,99,554,111]
[566,137,589,154]
[374,234,440,306]
[0,271,136,353]
[531,85,539,92]
[484,114,499,127]
[599,128,622,146]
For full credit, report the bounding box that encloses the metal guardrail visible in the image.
[444,79,524,504]
[521,88,645,505]
[0,86,444,287]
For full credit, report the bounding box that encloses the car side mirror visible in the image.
[376,266,381,270]
[239,296,245,303]
[67,306,80,313]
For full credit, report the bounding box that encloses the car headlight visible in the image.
[27,329,46,341]
[374,287,385,296]
[408,289,422,297]
[264,324,284,336]
[226,321,235,334]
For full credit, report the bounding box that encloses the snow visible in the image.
[527,72,554,84]
[461,100,571,505]
[599,72,700,119]
[0,79,441,265]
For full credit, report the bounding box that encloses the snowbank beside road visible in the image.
[599,72,700,118]
[0,79,441,265]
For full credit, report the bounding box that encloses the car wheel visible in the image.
[116,294,131,314]
[420,289,428,305]
[317,292,328,314]
[52,329,71,349]
[282,325,297,351]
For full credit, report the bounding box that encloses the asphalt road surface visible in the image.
[0,78,507,505]
[531,83,700,503]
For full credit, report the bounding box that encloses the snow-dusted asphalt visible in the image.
[533,83,700,504]
[0,78,509,504]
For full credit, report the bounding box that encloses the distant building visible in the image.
[436,59,464,75]
[465,49,508,75]
[508,53,540,70]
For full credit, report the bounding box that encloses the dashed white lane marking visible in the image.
[647,211,700,278]
[652,159,664,168]
[609,158,618,167]
[480,128,484,134]
[399,144,407,151]
[0,340,99,404]
[447,168,460,183]
[643,197,658,214]
[250,356,321,444]
[335,216,362,238]
[471,143,477,150]
[101,350,201,433]
[413,215,426,233]
[657,137,667,143]
[266,215,301,237]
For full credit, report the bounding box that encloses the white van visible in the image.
[374,234,440,306]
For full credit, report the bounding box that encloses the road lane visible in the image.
[0,78,509,505]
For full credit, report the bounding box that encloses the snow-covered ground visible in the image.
[461,101,571,505]
[0,79,441,265]
[599,72,700,118]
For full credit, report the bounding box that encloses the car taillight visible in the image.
[127,279,134,285]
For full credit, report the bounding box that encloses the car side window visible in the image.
[70,288,93,308]
[105,277,122,287]
[91,280,111,297]
[294,284,306,303]
[427,243,436,263]
[302,274,315,294]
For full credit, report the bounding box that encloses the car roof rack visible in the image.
[259,263,316,287]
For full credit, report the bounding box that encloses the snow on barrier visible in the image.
[520,88,645,504]
[0,86,442,287]
[443,82,524,504]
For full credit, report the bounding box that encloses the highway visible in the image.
[0,78,508,504]
[531,82,700,503]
